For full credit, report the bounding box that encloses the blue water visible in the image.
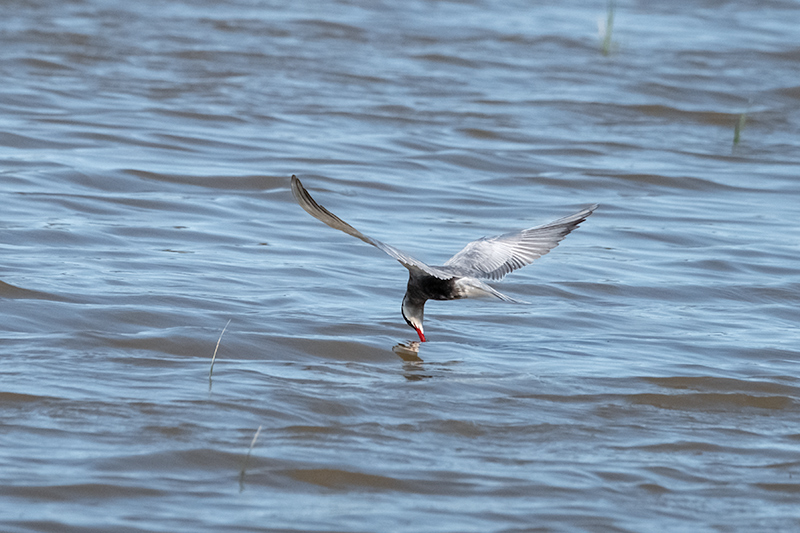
[2,1,800,531]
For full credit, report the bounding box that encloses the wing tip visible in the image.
[290,174,304,201]
[578,203,599,218]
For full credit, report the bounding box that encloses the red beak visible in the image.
[416,328,426,342]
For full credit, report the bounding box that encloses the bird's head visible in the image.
[401,295,426,342]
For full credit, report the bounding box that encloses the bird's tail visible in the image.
[455,278,529,304]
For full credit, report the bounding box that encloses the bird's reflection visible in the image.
[392,341,422,362]
[392,341,433,381]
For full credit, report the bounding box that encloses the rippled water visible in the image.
[2,0,800,531]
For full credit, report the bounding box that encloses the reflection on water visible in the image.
[393,341,433,381]
[392,341,422,362]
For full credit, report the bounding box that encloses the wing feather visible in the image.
[443,205,597,280]
[291,176,452,280]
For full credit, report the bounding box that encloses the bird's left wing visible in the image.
[444,204,597,280]
[291,176,452,280]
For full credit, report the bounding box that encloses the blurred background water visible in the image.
[2,0,800,531]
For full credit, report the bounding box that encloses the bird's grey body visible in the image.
[291,175,596,341]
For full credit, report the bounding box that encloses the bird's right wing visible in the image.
[291,176,452,280]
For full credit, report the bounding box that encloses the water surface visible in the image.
[2,0,800,531]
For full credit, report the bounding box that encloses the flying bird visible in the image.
[291,175,596,342]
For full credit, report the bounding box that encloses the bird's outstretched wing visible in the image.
[443,204,598,280]
[291,176,453,280]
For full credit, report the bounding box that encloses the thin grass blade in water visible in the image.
[239,425,263,492]
[599,1,615,56]
[733,113,747,146]
[209,319,231,382]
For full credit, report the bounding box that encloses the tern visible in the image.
[291,175,597,342]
